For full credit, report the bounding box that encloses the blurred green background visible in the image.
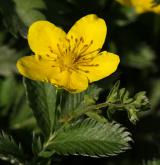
[0,0,160,164]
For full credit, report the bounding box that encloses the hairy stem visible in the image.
[59,101,126,123]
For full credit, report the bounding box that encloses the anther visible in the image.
[76,67,90,73]
[66,38,70,43]
[37,55,42,60]
[80,36,84,43]
[57,43,64,56]
[94,64,99,66]
[83,44,89,48]
[81,64,99,67]
[78,48,101,59]
[75,38,78,43]
[48,46,53,53]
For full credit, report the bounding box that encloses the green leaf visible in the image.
[32,133,43,156]
[107,81,120,103]
[122,44,156,70]
[59,84,102,123]
[0,132,25,164]
[143,159,160,165]
[40,119,132,157]
[0,76,18,116]
[115,5,137,26]
[14,0,46,26]
[0,45,23,76]
[85,111,107,123]
[0,0,46,37]
[150,79,160,109]
[9,84,37,130]
[0,76,37,130]
[24,78,57,139]
[106,81,150,123]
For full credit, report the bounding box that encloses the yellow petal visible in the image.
[131,0,153,13]
[28,21,66,56]
[81,51,120,83]
[152,5,160,14]
[67,14,107,54]
[51,71,88,93]
[16,55,61,82]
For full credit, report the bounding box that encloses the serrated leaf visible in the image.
[106,81,150,123]
[86,111,107,123]
[32,133,43,156]
[24,78,57,139]
[40,119,132,157]
[59,84,102,122]
[107,81,120,103]
[0,132,25,164]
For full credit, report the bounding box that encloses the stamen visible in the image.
[66,38,70,43]
[71,37,82,54]
[78,48,100,59]
[36,55,42,61]
[65,38,71,54]
[48,46,61,58]
[75,67,90,73]
[74,55,97,65]
[48,46,54,53]
[57,43,64,56]
[74,48,100,65]
[80,64,99,67]
[80,36,84,43]
[78,40,93,55]
[75,38,78,43]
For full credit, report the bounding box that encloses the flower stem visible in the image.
[59,102,126,123]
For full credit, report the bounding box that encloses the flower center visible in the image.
[55,36,100,73]
[44,36,100,73]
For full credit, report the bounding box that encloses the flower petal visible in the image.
[28,21,66,55]
[51,71,88,93]
[16,55,61,82]
[67,14,107,54]
[152,5,160,14]
[131,0,154,13]
[81,51,120,82]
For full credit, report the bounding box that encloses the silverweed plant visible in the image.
[0,0,160,165]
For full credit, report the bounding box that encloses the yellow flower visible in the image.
[117,0,160,14]
[17,14,120,93]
